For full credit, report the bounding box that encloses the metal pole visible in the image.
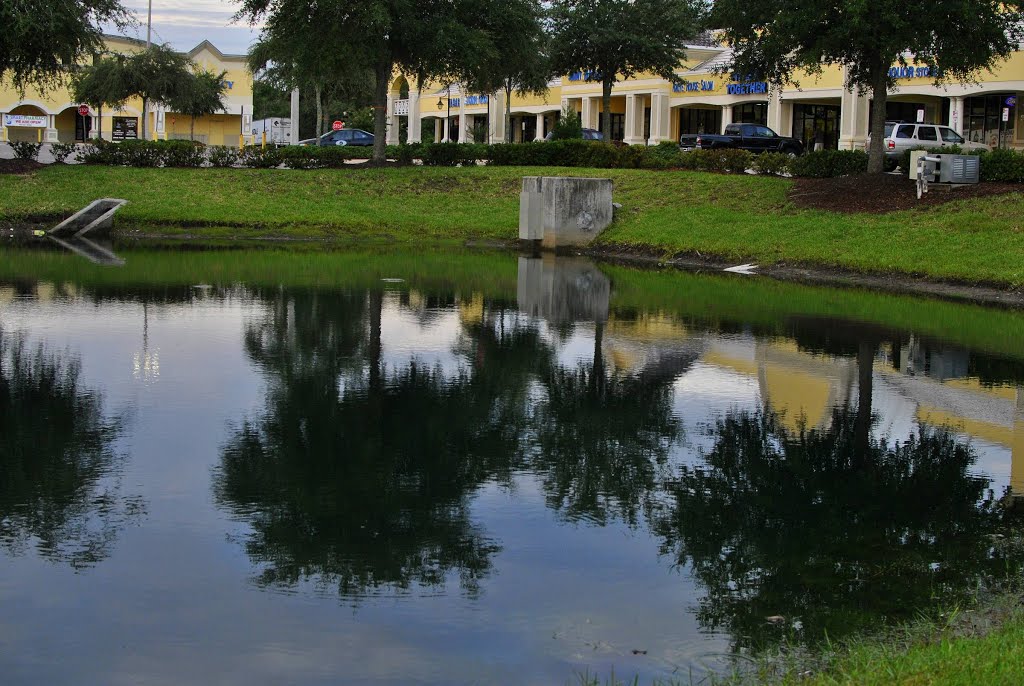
[446,86,451,142]
[146,0,152,46]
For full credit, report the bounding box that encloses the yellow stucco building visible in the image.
[387,40,1024,151]
[1,35,253,147]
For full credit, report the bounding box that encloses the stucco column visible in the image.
[624,94,644,145]
[581,97,598,130]
[45,114,58,143]
[720,105,733,133]
[434,118,443,143]
[458,103,468,143]
[948,96,965,135]
[648,92,670,144]
[490,92,505,143]
[386,93,400,145]
[289,87,300,144]
[839,77,870,150]
[534,113,545,141]
[767,91,784,134]
[407,92,421,143]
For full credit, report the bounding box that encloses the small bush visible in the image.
[239,146,282,169]
[549,104,583,141]
[207,146,238,168]
[422,142,478,167]
[79,139,120,165]
[161,140,206,168]
[388,143,421,165]
[979,148,1024,183]
[50,142,78,164]
[10,141,42,161]
[117,140,164,167]
[752,152,791,176]
[279,146,321,169]
[789,149,868,178]
[684,148,753,174]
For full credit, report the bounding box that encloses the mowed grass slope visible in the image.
[2,164,1023,284]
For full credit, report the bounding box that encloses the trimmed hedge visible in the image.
[788,150,869,178]
[50,142,78,164]
[10,141,42,161]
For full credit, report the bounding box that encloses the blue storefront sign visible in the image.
[673,80,716,93]
[568,70,600,82]
[1006,96,1017,108]
[464,95,489,105]
[888,66,932,79]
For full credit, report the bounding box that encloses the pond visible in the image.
[1,243,1023,684]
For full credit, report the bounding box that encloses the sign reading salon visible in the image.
[3,114,47,128]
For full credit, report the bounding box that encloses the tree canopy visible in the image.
[168,70,229,141]
[549,0,703,139]
[0,0,128,93]
[711,0,1024,172]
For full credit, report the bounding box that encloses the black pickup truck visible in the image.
[680,123,803,155]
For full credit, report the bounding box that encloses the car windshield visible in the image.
[884,123,896,137]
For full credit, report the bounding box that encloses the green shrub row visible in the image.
[9,141,42,161]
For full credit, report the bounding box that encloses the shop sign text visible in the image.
[674,80,716,93]
[2,114,47,128]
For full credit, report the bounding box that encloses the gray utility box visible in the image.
[938,154,980,184]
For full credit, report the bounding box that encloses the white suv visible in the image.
[876,123,989,168]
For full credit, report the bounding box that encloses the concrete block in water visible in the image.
[516,254,610,324]
[518,176,614,248]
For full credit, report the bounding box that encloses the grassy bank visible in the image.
[2,165,1024,285]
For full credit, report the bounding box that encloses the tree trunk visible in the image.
[372,58,391,163]
[97,104,103,140]
[601,78,613,141]
[190,115,195,141]
[505,82,513,143]
[854,341,875,460]
[314,83,324,144]
[141,96,148,140]
[867,66,890,173]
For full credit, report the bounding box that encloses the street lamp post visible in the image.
[436,97,443,142]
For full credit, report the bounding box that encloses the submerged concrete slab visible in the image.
[518,176,614,249]
[49,198,128,237]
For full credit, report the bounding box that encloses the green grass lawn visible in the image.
[2,165,1023,285]
[799,614,1024,686]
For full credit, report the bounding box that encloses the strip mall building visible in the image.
[0,36,253,146]
[387,41,1024,151]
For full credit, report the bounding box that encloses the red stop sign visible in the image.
[78,104,90,116]
[332,120,344,131]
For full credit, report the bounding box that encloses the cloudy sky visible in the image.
[107,0,259,54]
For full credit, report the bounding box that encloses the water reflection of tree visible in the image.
[531,323,684,526]
[0,329,137,569]
[214,291,549,598]
[654,406,1014,650]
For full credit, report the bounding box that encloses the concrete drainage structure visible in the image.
[519,176,614,250]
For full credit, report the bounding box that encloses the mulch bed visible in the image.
[788,173,1021,213]
[0,158,44,175]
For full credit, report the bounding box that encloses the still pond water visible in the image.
[2,244,1024,685]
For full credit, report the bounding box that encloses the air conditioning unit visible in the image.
[938,154,980,184]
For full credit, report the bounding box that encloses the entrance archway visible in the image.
[4,104,48,142]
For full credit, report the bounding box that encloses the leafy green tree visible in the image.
[168,69,229,141]
[237,0,523,161]
[548,0,702,140]
[549,103,584,140]
[124,44,195,140]
[70,52,131,139]
[710,0,1024,173]
[459,0,551,143]
[0,0,128,93]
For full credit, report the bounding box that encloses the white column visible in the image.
[534,113,545,141]
[948,96,965,135]
[289,87,300,145]
[408,92,421,143]
[767,91,783,133]
[434,118,443,143]
[624,94,642,145]
[839,76,870,150]
[648,93,670,144]
[45,114,58,142]
[386,93,400,145]
[490,92,506,143]
[581,97,598,130]
[458,102,467,143]
[720,105,733,133]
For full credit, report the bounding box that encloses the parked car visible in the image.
[679,123,804,155]
[871,122,989,169]
[543,128,606,141]
[297,128,375,146]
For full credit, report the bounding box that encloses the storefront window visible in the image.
[965,94,1016,149]
[678,108,722,136]
[792,104,840,151]
[733,102,767,126]
[609,113,625,141]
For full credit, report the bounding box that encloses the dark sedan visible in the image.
[297,128,375,146]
